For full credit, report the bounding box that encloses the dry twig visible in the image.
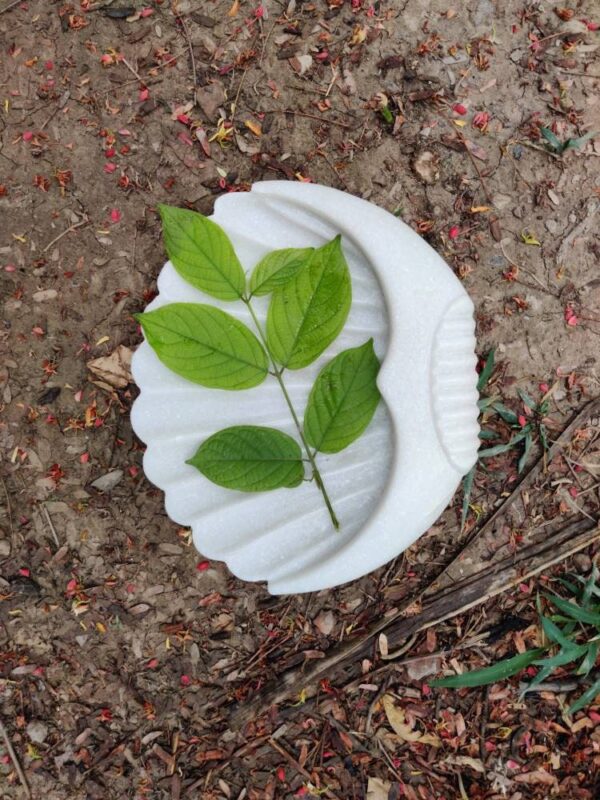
[0,718,31,798]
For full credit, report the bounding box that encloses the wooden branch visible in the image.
[228,397,600,728]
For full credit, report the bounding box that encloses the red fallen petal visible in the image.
[196,560,210,571]
[19,567,30,577]
[569,486,578,498]
[177,113,191,125]
[5,265,16,272]
[44,60,54,70]
[139,88,149,101]
[449,225,460,239]
[104,163,117,173]
[518,414,527,427]
[539,382,549,393]
[140,7,154,16]
[146,658,159,669]
[564,305,579,326]
[80,452,90,464]
[105,147,116,158]
[582,18,599,30]
[277,767,286,782]
[452,103,467,115]
[110,208,122,223]
[180,674,191,686]
[22,130,33,141]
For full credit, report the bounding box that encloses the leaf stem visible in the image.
[243,298,340,530]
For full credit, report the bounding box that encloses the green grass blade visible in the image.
[460,466,476,533]
[430,649,545,689]
[568,676,600,715]
[518,432,533,473]
[546,593,600,626]
[477,349,495,392]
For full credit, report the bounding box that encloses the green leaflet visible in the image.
[159,205,245,301]
[304,339,381,454]
[430,648,545,688]
[137,303,268,390]
[266,235,351,370]
[249,247,315,297]
[187,426,304,491]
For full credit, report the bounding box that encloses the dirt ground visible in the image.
[1,0,600,798]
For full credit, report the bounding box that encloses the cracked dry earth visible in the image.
[1,0,600,798]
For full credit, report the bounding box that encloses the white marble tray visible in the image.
[131,181,479,594]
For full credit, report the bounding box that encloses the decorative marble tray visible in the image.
[131,182,479,594]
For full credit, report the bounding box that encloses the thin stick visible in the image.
[268,738,342,800]
[0,476,14,545]
[459,133,493,203]
[516,140,562,160]
[0,719,31,798]
[244,299,340,530]
[43,218,88,252]
[260,20,277,63]
[121,57,145,84]
[231,67,250,125]
[42,504,60,548]
[178,15,197,96]
[94,76,163,98]
[0,0,22,15]
[284,109,352,129]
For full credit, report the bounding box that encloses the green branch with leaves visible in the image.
[136,205,382,531]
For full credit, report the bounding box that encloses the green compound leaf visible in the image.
[137,303,268,390]
[249,247,315,297]
[187,426,304,491]
[304,339,381,454]
[430,648,545,689]
[266,235,351,370]
[159,204,245,301]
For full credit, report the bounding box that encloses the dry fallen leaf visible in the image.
[366,777,392,799]
[244,119,262,137]
[412,151,440,184]
[87,345,133,389]
[289,54,313,75]
[382,695,441,747]
[444,755,485,773]
[514,769,558,786]
[406,654,442,681]
[314,610,335,636]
